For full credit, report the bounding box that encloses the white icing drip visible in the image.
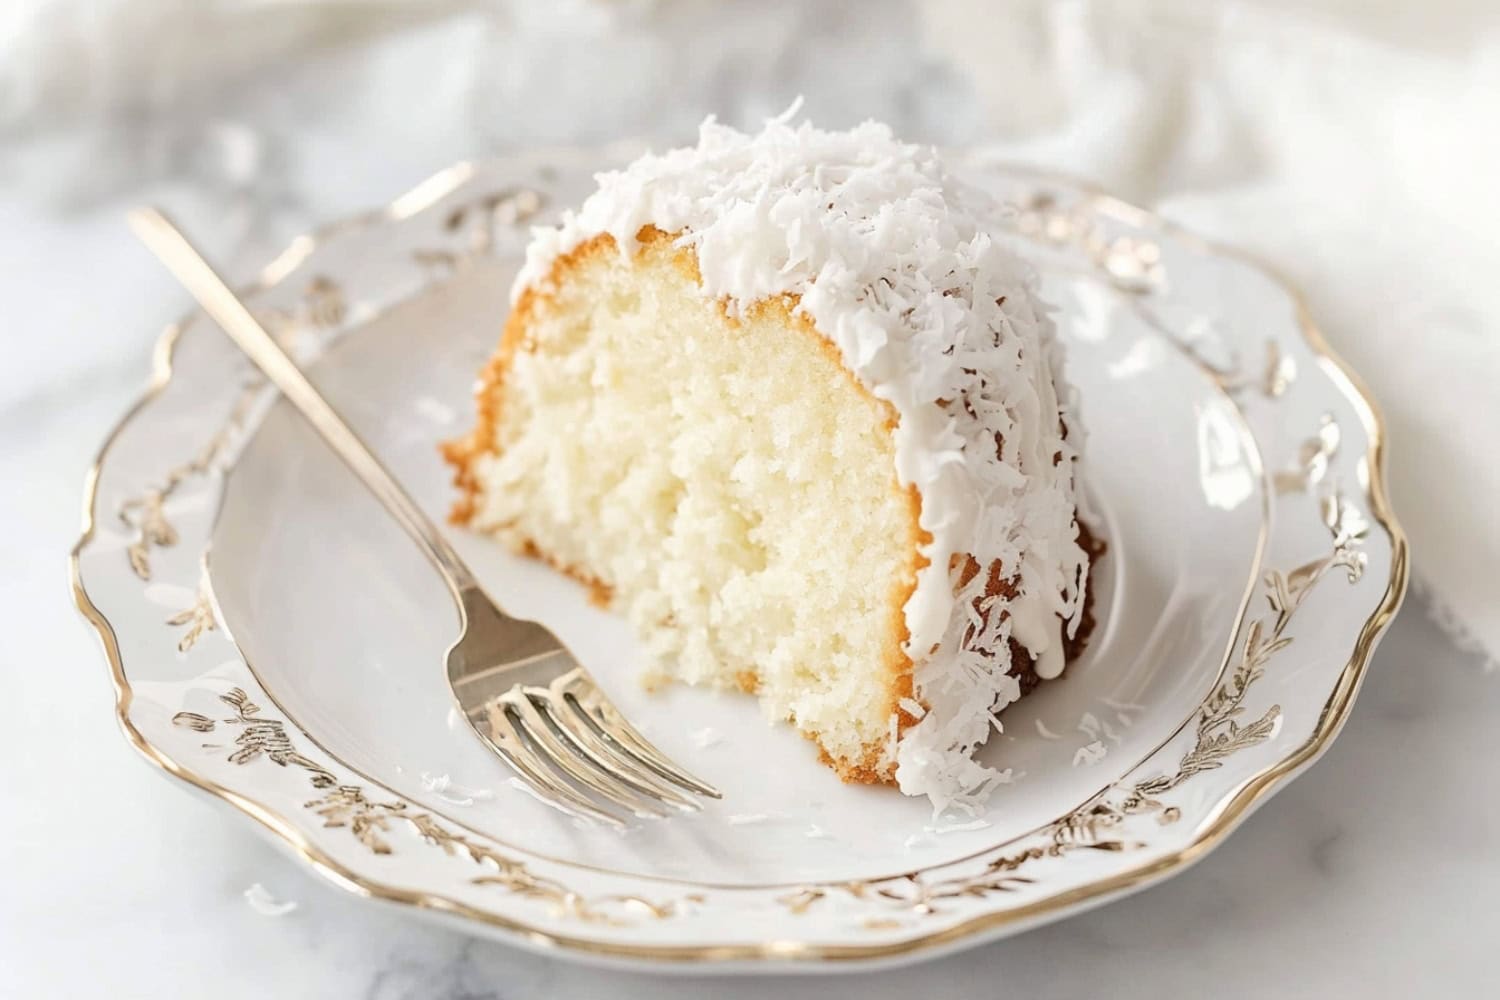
[512,110,1091,811]
[1008,592,1065,680]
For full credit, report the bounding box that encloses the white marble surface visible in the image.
[3,8,1496,997]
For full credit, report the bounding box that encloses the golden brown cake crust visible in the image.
[442,227,1098,787]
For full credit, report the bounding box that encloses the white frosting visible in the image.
[1007,592,1065,680]
[513,108,1091,813]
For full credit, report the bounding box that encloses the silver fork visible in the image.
[130,207,720,827]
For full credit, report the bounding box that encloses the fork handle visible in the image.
[130,207,480,597]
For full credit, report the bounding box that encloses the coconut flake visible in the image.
[1034,719,1063,740]
[243,883,297,917]
[927,818,992,834]
[1072,741,1107,767]
[420,772,495,806]
[688,727,724,749]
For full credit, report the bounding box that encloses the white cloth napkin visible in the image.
[0,0,461,131]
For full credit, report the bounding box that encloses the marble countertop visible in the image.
[4,9,1495,997]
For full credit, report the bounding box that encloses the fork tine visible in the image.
[481,702,627,828]
[555,670,723,799]
[504,693,672,819]
[527,690,702,812]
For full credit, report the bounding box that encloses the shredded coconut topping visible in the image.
[515,107,1090,812]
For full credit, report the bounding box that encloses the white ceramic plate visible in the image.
[72,151,1406,972]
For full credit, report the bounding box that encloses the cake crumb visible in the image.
[1078,712,1103,741]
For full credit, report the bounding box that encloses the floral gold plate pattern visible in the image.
[71,150,1406,971]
